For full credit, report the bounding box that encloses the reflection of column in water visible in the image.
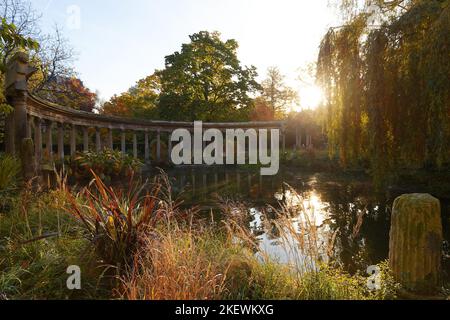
[259,174,263,194]
[181,174,186,190]
[202,173,207,199]
[192,172,196,196]
[214,173,219,191]
[248,173,252,190]
[225,173,229,186]
[237,172,241,190]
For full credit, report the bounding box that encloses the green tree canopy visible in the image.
[100,74,160,118]
[157,31,261,122]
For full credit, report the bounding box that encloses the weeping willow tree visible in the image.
[318,0,450,185]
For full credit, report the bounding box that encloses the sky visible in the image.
[32,0,340,108]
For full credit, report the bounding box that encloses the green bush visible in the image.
[67,150,143,183]
[0,154,21,195]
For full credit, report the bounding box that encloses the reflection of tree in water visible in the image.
[317,182,390,274]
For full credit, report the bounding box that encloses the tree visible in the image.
[261,66,297,117]
[41,76,98,113]
[29,26,76,96]
[249,97,275,121]
[317,0,450,184]
[100,74,160,118]
[157,31,261,122]
[0,0,40,67]
[0,0,82,107]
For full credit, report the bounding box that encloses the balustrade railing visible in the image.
[3,52,292,177]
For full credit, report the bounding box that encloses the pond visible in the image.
[153,166,450,277]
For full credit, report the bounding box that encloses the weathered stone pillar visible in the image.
[26,115,32,139]
[120,130,127,156]
[133,132,138,159]
[57,123,64,161]
[389,193,443,294]
[167,132,172,164]
[306,134,312,148]
[156,129,161,162]
[121,130,126,155]
[4,52,34,157]
[34,117,42,164]
[21,138,35,180]
[144,131,150,164]
[70,124,77,156]
[107,128,113,150]
[45,120,53,160]
[95,128,101,152]
[83,127,89,152]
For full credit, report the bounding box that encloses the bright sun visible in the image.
[293,85,324,112]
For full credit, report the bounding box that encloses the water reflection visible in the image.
[158,166,449,275]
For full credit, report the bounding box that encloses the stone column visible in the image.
[21,138,35,181]
[133,132,138,159]
[83,127,89,152]
[4,52,34,157]
[121,130,126,156]
[45,120,53,160]
[26,115,32,139]
[34,117,42,164]
[107,128,113,150]
[389,194,443,294]
[95,128,101,152]
[144,131,150,164]
[167,132,172,164]
[156,129,161,162]
[70,124,77,156]
[57,123,64,161]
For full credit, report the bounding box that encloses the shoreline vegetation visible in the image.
[0,153,406,300]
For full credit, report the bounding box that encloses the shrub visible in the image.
[61,171,164,268]
[0,154,21,194]
[67,150,143,183]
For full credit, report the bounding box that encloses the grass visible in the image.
[0,183,108,299]
[0,164,400,300]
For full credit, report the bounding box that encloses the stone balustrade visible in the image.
[3,52,290,175]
